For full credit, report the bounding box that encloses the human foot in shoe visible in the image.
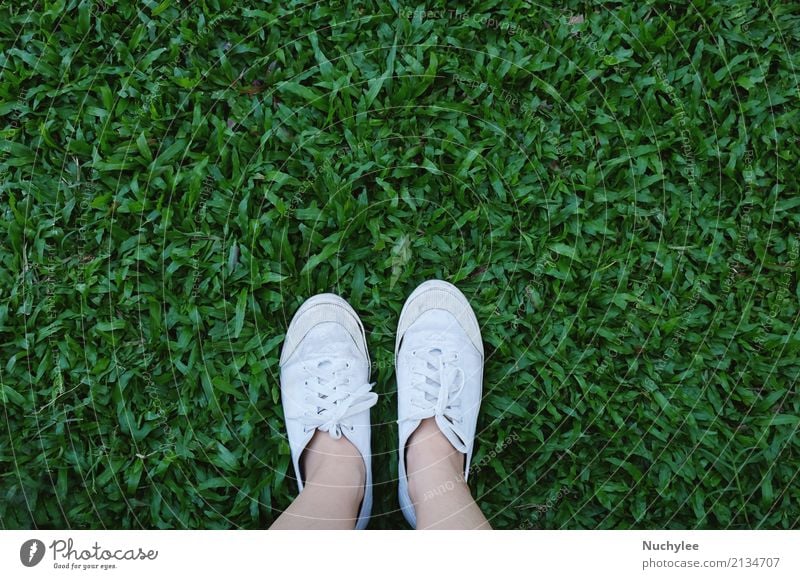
[278,294,377,529]
[395,280,488,529]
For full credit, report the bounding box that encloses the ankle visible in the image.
[302,431,366,503]
[406,419,466,503]
[407,418,464,471]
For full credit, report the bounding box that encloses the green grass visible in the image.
[1,0,798,529]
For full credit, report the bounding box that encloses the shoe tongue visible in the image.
[317,359,333,370]
[428,347,442,356]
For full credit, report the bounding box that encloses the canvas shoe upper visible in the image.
[395,280,484,528]
[279,293,377,529]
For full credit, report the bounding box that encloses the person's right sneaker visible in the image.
[395,279,484,528]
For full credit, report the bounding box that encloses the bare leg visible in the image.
[406,418,491,529]
[270,431,365,530]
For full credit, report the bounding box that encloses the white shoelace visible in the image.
[294,356,377,439]
[405,347,467,449]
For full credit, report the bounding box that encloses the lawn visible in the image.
[0,0,798,529]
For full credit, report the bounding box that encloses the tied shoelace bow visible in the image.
[405,347,467,450]
[295,357,377,439]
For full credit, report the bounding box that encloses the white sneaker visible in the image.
[395,280,484,527]
[279,293,378,529]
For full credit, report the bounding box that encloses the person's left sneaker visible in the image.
[279,293,378,529]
